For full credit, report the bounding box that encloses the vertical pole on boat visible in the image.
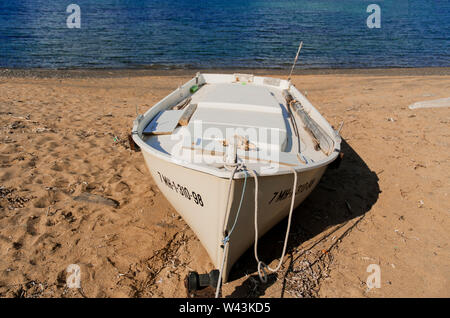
[287,41,303,82]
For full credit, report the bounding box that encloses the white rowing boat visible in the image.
[131,73,342,292]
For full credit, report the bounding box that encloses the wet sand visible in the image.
[0,68,449,297]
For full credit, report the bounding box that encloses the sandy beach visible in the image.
[0,68,449,298]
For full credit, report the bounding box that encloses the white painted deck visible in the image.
[142,80,330,175]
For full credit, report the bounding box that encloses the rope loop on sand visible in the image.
[257,261,268,283]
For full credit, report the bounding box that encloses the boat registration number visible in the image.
[269,179,316,204]
[157,171,204,207]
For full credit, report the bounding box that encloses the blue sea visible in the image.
[0,0,449,69]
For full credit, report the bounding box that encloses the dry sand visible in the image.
[0,69,449,298]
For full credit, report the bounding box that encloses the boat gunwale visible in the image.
[131,73,342,179]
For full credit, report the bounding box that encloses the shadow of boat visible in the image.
[227,139,380,297]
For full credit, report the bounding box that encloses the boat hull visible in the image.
[223,166,327,281]
[141,149,327,282]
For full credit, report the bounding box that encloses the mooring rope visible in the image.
[249,167,298,283]
[215,161,246,298]
[223,170,248,244]
[216,161,298,296]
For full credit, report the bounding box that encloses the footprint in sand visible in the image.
[26,157,37,168]
[50,162,63,172]
[115,181,131,194]
[47,141,59,150]
[26,216,39,236]
[52,177,69,188]
[148,186,159,197]
[108,174,122,184]
[35,136,54,146]
[33,195,50,208]
[33,191,62,208]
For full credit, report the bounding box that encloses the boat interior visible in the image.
[137,74,339,177]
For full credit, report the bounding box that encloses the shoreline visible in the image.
[1,66,449,79]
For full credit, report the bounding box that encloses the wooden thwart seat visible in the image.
[143,103,198,135]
